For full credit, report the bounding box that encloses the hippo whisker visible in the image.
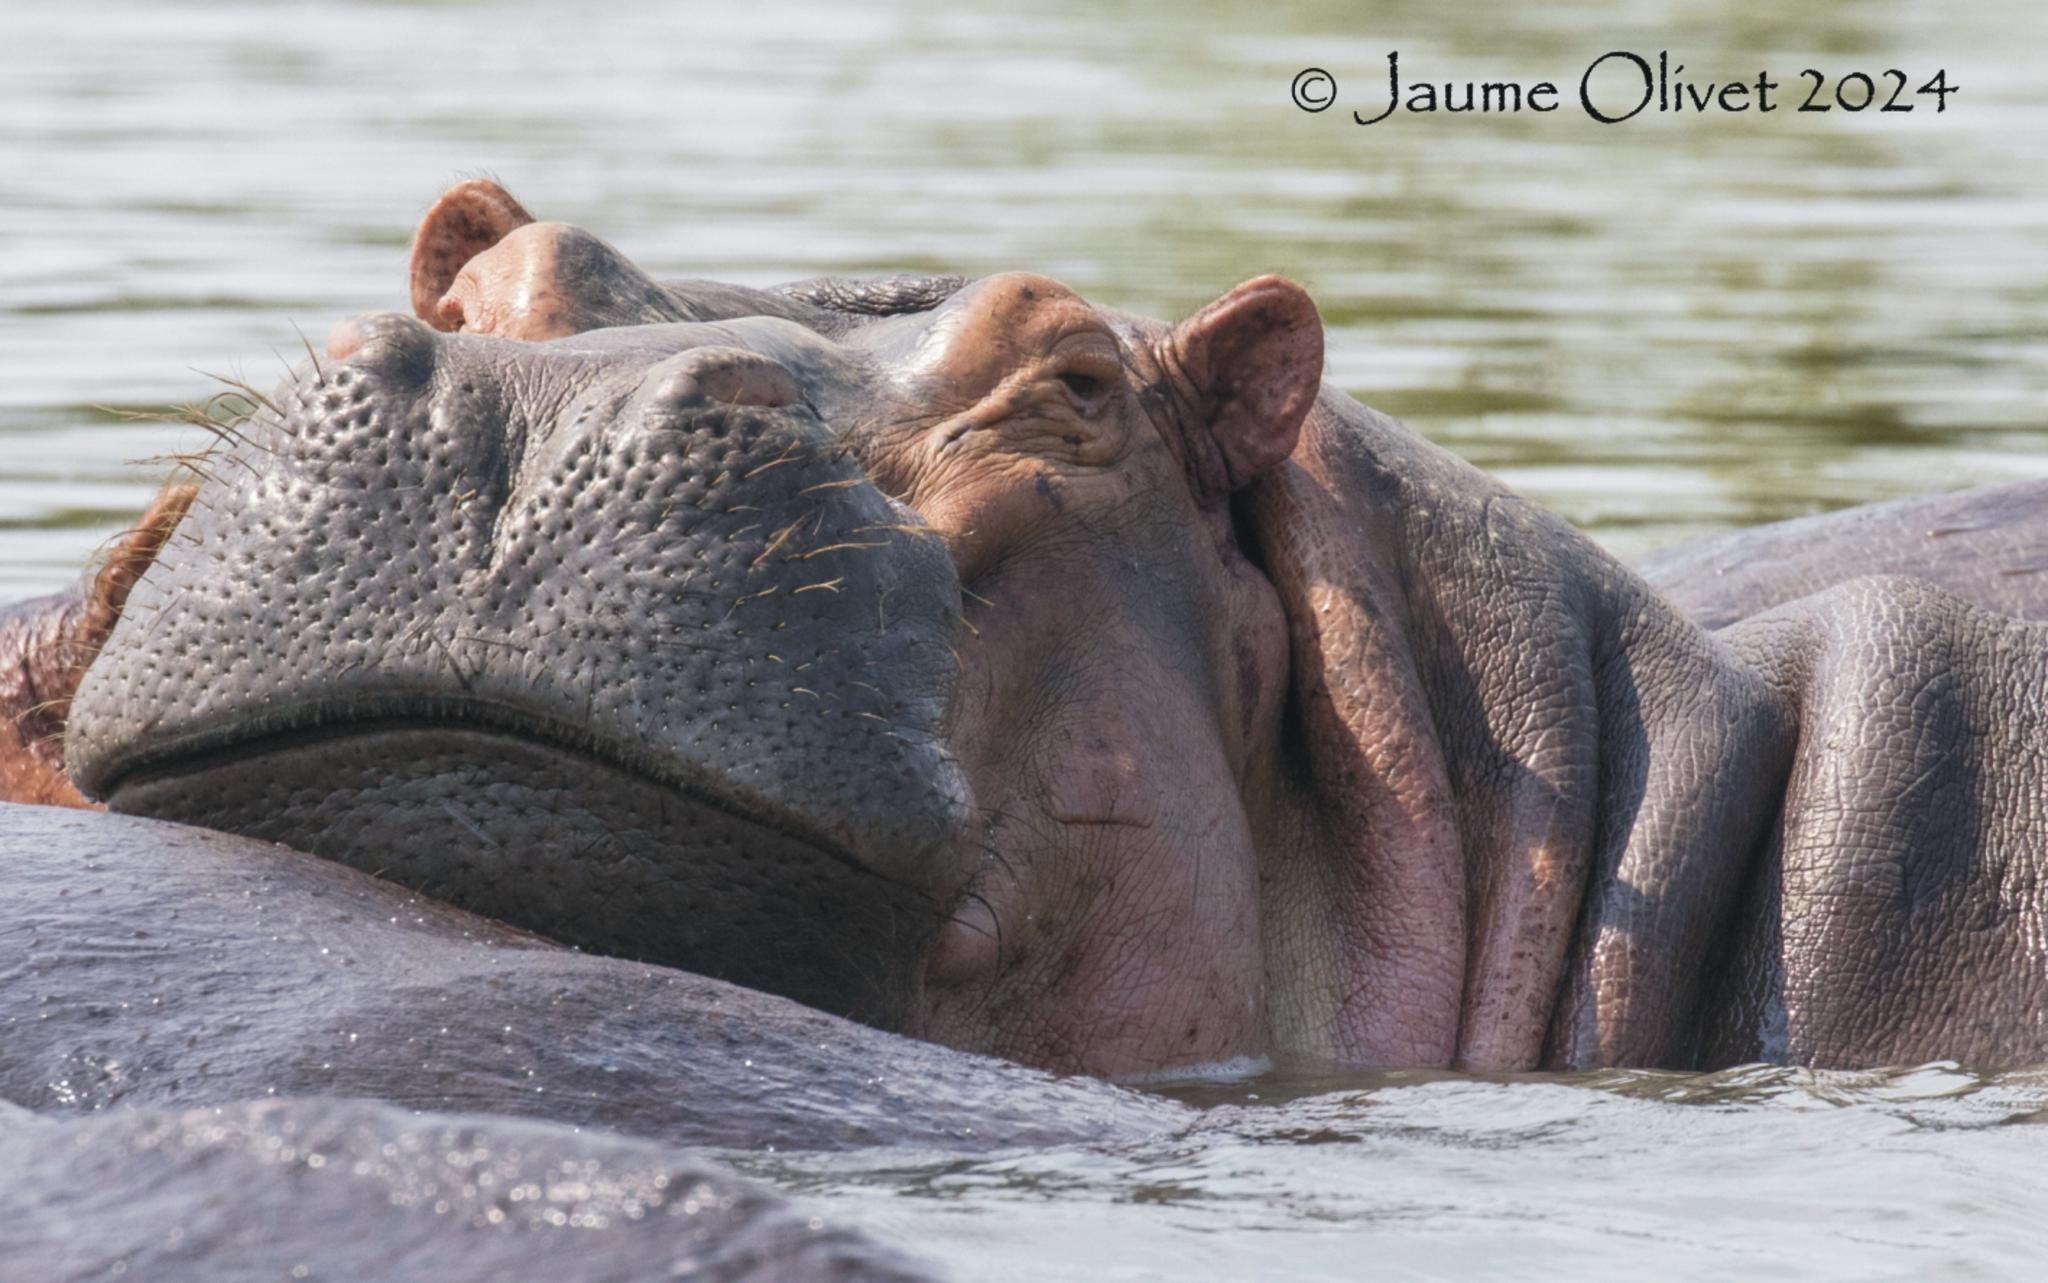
[740,440,805,480]
[190,368,282,419]
[749,519,808,567]
[132,451,230,490]
[287,319,325,387]
[850,522,939,541]
[102,397,269,460]
[798,477,868,497]
[786,540,890,561]
[725,586,779,618]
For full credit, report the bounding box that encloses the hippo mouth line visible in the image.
[87,703,946,1019]
[88,700,889,888]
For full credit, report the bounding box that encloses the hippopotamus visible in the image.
[5,180,2047,1097]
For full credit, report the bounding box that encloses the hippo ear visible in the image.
[409,179,537,323]
[0,484,195,809]
[1164,276,1324,500]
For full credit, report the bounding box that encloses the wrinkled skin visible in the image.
[8,181,2048,1084]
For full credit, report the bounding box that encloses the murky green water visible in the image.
[5,0,2046,1277]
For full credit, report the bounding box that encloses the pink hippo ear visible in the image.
[1164,276,1325,499]
[408,179,537,323]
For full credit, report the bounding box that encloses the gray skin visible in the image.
[66,311,978,1032]
[0,798,1162,1278]
[0,803,1181,1151]
[1638,478,2048,628]
[0,1096,938,1282]
[15,181,2048,1085]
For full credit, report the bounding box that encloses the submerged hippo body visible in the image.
[6,181,2048,1091]
[1638,478,2048,629]
[0,803,1177,1151]
[0,1095,939,1282]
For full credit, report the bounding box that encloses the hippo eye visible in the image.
[1059,370,1108,402]
[1043,334,1123,421]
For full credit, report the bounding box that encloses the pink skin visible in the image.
[851,272,1522,1075]
[42,184,1597,1079]
[399,187,1516,1075]
[0,488,195,809]
[808,271,1310,1073]
[406,179,548,336]
[406,179,680,340]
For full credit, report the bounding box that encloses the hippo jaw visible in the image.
[94,718,934,1018]
[65,314,976,1026]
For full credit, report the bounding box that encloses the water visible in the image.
[4,0,2047,1277]
[753,1062,2048,1281]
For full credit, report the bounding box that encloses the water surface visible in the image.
[5,1,2047,1277]
[7,0,2048,596]
[751,1062,2048,1280]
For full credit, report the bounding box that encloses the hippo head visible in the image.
[65,182,1327,1074]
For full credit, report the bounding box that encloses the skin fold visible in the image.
[4,181,2046,1083]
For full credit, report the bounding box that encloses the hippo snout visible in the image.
[641,346,804,413]
[65,316,974,1024]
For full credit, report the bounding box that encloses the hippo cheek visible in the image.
[66,317,978,1028]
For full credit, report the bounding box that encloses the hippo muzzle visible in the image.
[65,312,972,1023]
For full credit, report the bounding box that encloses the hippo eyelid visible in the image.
[1047,330,1124,370]
[1044,333,1125,408]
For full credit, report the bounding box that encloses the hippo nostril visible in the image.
[704,362,800,409]
[645,347,802,413]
